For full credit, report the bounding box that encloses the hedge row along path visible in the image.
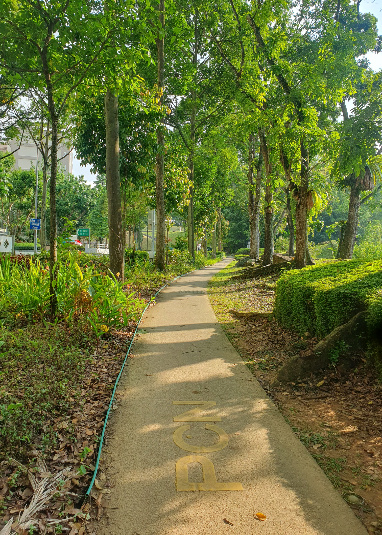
[96,258,366,535]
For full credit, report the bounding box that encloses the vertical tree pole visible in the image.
[286,188,294,256]
[259,131,274,265]
[187,11,199,260]
[248,134,262,260]
[41,41,59,317]
[155,0,166,271]
[294,141,309,268]
[105,89,124,279]
[40,121,50,251]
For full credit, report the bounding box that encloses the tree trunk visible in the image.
[286,188,294,256]
[217,207,222,252]
[202,233,207,256]
[260,131,273,265]
[40,163,48,250]
[337,98,362,260]
[305,243,314,265]
[40,122,50,251]
[49,114,58,317]
[187,10,199,260]
[337,180,361,259]
[248,134,262,260]
[294,141,309,268]
[263,184,274,265]
[212,222,217,258]
[105,89,124,279]
[187,187,194,258]
[155,0,166,271]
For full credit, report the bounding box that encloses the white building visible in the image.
[0,137,73,174]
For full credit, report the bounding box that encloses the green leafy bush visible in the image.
[15,243,41,251]
[353,221,382,260]
[309,242,337,260]
[365,289,382,377]
[274,260,382,337]
[235,247,250,256]
[174,235,188,251]
[125,248,149,266]
[0,256,50,321]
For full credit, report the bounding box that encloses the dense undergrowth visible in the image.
[0,248,222,462]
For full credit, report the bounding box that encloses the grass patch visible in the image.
[313,455,349,489]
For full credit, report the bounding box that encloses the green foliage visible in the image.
[0,166,36,240]
[353,221,382,260]
[125,248,150,267]
[54,174,96,234]
[329,340,348,366]
[174,235,188,251]
[309,242,337,260]
[274,260,382,337]
[0,253,145,335]
[365,289,382,378]
[15,244,41,251]
[0,256,50,321]
[235,248,250,256]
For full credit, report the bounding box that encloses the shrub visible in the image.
[15,243,41,251]
[125,248,150,267]
[174,235,188,251]
[353,221,382,260]
[274,260,382,337]
[309,242,337,260]
[235,247,250,256]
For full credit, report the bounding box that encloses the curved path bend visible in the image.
[99,259,366,535]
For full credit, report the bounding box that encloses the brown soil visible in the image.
[217,270,382,535]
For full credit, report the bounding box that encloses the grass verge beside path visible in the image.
[208,261,382,534]
[0,250,223,535]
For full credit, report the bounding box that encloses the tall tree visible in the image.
[155,0,166,270]
[105,89,124,278]
[0,0,114,314]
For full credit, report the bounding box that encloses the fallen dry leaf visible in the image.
[255,512,267,521]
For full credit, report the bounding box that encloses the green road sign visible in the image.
[77,228,90,237]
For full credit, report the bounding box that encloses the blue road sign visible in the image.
[30,218,41,230]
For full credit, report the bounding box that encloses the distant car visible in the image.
[63,238,83,246]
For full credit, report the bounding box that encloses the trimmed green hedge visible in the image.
[274,260,382,338]
[15,244,41,251]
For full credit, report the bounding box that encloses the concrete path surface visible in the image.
[99,259,367,535]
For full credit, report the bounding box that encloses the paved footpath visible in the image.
[99,259,367,535]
